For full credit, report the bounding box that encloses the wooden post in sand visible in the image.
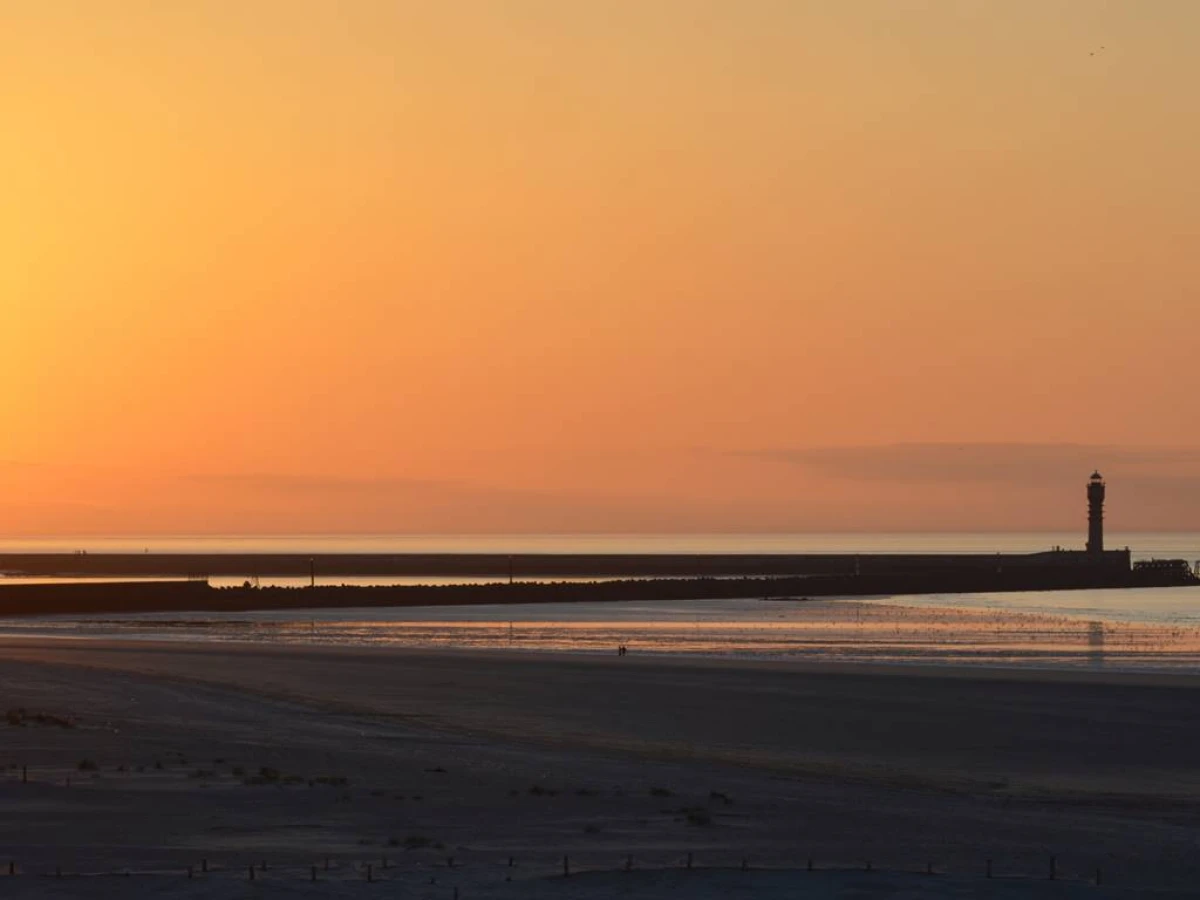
[686,851,692,870]
[8,861,14,876]
[247,865,255,881]
[740,858,748,872]
[366,863,373,882]
[201,858,208,873]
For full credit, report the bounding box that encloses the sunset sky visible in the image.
[3,1,1198,535]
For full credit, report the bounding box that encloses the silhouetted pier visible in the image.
[0,548,1136,580]
[0,548,1194,617]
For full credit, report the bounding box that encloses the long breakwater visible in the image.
[0,549,1195,617]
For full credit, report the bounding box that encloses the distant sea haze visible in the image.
[0,532,1197,559]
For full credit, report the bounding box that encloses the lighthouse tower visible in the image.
[1087,471,1105,554]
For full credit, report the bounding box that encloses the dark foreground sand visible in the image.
[2,638,1199,897]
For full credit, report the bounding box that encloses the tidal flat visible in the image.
[1,639,1200,896]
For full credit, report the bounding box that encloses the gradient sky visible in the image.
[3,1,1198,535]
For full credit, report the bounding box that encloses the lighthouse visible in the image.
[1087,471,1105,554]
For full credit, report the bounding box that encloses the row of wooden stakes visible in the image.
[3,854,1106,885]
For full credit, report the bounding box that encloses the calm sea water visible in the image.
[0,531,1196,557]
[2,534,1198,671]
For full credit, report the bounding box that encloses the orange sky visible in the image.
[3,1,1198,535]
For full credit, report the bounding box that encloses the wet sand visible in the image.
[2,639,1199,896]
[10,597,1200,668]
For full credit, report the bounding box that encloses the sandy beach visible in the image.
[9,595,1200,668]
[2,638,1200,897]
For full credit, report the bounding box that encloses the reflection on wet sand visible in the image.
[6,599,1200,671]
[1088,619,1105,666]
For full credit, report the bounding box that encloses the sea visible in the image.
[2,533,1199,672]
